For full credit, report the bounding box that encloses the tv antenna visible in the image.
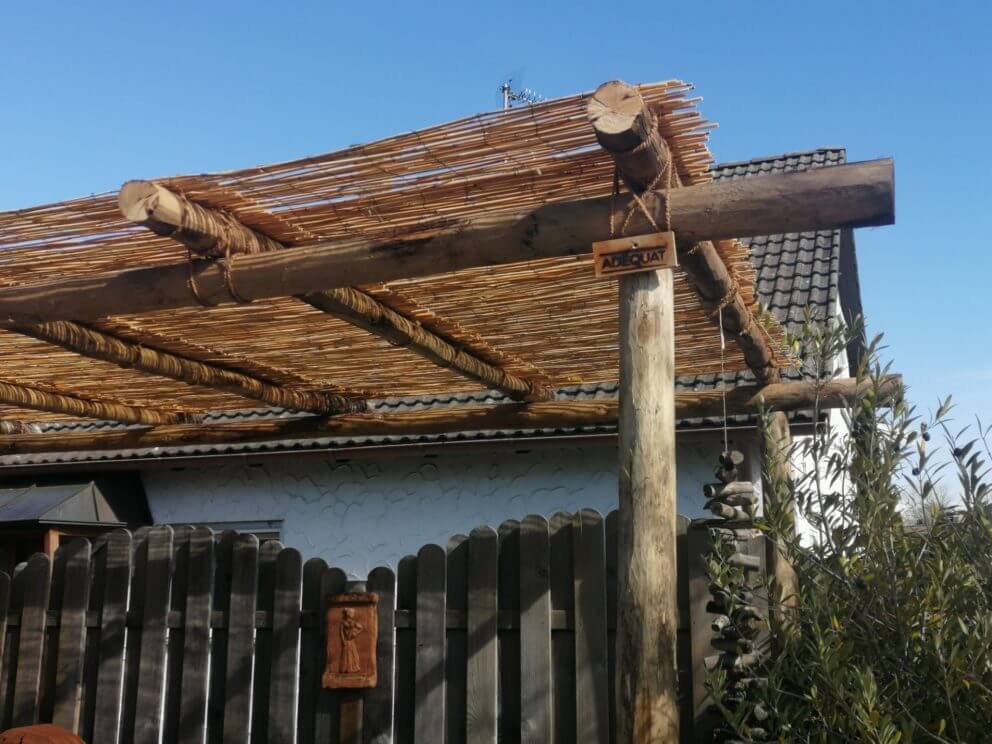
[499,79,544,110]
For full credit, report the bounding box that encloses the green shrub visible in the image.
[711,321,992,742]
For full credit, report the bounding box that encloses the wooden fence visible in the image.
[0,510,764,743]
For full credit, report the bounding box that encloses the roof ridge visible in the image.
[713,147,847,171]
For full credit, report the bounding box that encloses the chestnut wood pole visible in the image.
[616,268,679,742]
[0,159,894,322]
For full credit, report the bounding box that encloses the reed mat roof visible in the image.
[0,80,790,428]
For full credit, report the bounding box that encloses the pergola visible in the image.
[0,80,895,740]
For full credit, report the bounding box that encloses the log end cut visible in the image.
[586,80,648,152]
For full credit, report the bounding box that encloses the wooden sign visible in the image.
[592,231,678,278]
[323,592,379,689]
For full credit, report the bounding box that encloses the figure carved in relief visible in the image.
[339,608,364,673]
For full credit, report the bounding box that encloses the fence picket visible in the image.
[446,535,468,744]
[11,553,52,727]
[549,512,576,744]
[91,530,132,744]
[269,548,303,744]
[223,534,259,744]
[573,509,609,744]
[164,525,192,744]
[316,567,347,744]
[497,520,521,744]
[393,557,416,744]
[0,562,27,730]
[131,525,174,743]
[520,515,552,744]
[250,539,282,744]
[465,526,498,744]
[0,571,10,727]
[178,526,215,744]
[414,544,446,744]
[364,566,396,744]
[51,538,92,733]
[298,557,328,744]
[605,511,618,744]
[207,531,236,744]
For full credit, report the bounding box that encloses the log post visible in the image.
[589,80,780,382]
[761,410,799,612]
[616,268,679,742]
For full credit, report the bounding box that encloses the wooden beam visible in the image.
[588,80,779,382]
[8,319,365,415]
[615,266,679,741]
[0,376,900,456]
[0,378,194,426]
[0,159,895,321]
[118,182,550,400]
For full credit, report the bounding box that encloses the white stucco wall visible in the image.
[143,434,761,576]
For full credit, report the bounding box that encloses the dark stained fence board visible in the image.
[573,509,609,744]
[164,525,193,744]
[223,534,259,744]
[414,544,446,744]
[178,526,215,744]
[393,557,416,744]
[316,567,347,744]
[250,539,282,744]
[132,525,174,743]
[11,553,52,727]
[604,511,618,744]
[519,515,552,744]
[207,531,236,744]
[298,558,328,744]
[446,535,468,744]
[549,513,576,744]
[119,527,150,744]
[1,562,27,730]
[364,566,396,744]
[51,539,92,733]
[497,520,521,744]
[465,526,498,744]
[268,548,303,744]
[91,530,132,744]
[80,536,107,742]
[0,571,11,727]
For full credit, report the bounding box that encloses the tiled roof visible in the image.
[0,149,854,468]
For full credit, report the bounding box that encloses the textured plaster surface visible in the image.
[144,438,761,576]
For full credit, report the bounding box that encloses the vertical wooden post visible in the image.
[761,411,799,612]
[616,269,679,743]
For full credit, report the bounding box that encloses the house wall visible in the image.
[143,432,762,577]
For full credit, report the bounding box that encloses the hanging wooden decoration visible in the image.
[592,231,678,278]
[323,592,379,689]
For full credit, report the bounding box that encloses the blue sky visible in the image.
[1,1,989,431]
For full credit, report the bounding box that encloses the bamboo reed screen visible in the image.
[0,81,789,426]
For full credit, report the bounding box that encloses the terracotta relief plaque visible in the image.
[323,592,379,689]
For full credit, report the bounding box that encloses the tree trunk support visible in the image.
[616,268,679,742]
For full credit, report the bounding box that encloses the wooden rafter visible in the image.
[0,377,194,426]
[588,80,781,382]
[7,319,365,415]
[0,159,894,322]
[118,181,553,401]
[0,376,902,456]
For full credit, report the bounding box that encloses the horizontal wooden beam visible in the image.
[0,376,901,456]
[8,319,365,415]
[119,181,550,400]
[588,80,781,382]
[0,159,894,322]
[0,378,194,426]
